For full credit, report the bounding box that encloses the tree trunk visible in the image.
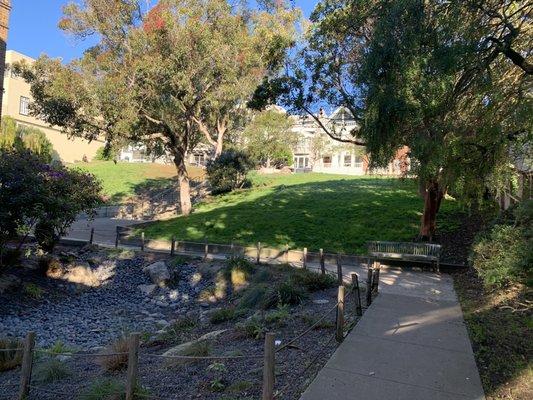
[420,180,444,241]
[214,130,224,157]
[173,151,192,216]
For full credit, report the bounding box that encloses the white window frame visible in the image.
[343,154,352,167]
[19,96,30,116]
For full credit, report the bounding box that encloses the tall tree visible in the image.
[17,0,298,215]
[241,109,297,168]
[257,0,531,238]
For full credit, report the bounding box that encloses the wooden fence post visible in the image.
[319,249,325,275]
[284,244,289,264]
[303,247,307,269]
[140,232,145,252]
[257,242,261,264]
[366,265,373,307]
[115,226,119,248]
[336,286,345,343]
[261,333,275,400]
[204,237,209,260]
[336,254,343,285]
[18,331,35,400]
[89,227,94,245]
[170,236,176,256]
[351,273,363,317]
[230,241,235,258]
[372,263,380,295]
[125,333,140,400]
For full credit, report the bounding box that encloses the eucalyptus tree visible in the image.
[255,0,532,238]
[18,0,299,215]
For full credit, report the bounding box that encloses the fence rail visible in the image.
[2,269,381,400]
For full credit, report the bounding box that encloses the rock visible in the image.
[63,261,100,287]
[0,274,22,294]
[197,262,224,278]
[156,319,169,327]
[142,261,170,287]
[161,329,227,365]
[313,299,330,304]
[138,284,158,296]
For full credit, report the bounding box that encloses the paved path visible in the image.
[67,217,142,244]
[300,267,485,400]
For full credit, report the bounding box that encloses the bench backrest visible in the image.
[367,241,441,258]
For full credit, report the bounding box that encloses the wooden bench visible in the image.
[367,241,442,271]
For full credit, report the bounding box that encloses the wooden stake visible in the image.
[351,273,362,317]
[140,232,145,252]
[336,286,345,343]
[170,236,176,256]
[319,248,325,275]
[125,333,140,400]
[204,237,209,260]
[89,227,94,245]
[18,331,35,400]
[257,242,261,264]
[115,226,119,248]
[366,264,373,307]
[336,253,343,285]
[261,333,275,400]
[302,247,307,269]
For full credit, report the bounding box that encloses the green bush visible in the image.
[94,145,119,161]
[265,305,290,326]
[206,149,254,195]
[234,317,265,339]
[0,338,23,372]
[34,359,71,383]
[277,280,308,306]
[209,308,242,324]
[79,378,125,400]
[292,269,337,292]
[237,284,269,309]
[471,201,532,287]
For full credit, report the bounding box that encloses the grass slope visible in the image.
[140,172,460,254]
[70,161,204,203]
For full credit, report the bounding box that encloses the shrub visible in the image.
[237,285,269,309]
[206,149,254,195]
[471,201,532,287]
[94,145,119,161]
[97,336,129,371]
[292,269,337,292]
[158,317,197,344]
[224,256,255,289]
[1,116,55,162]
[209,308,243,324]
[265,305,290,326]
[277,280,308,306]
[234,317,265,339]
[0,149,102,262]
[23,283,44,299]
[0,338,23,372]
[79,378,125,400]
[34,359,71,383]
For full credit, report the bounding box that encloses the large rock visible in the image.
[63,261,100,287]
[143,261,170,287]
[161,329,227,365]
[138,284,158,296]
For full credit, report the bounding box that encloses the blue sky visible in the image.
[8,0,317,62]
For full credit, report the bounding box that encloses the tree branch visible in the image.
[301,105,365,145]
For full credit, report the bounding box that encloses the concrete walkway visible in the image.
[300,267,485,400]
[66,217,142,244]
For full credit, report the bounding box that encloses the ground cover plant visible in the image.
[139,173,461,254]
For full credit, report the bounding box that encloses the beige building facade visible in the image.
[2,50,103,163]
[0,0,11,120]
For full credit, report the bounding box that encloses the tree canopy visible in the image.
[17,0,299,215]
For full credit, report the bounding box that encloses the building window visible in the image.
[343,154,352,167]
[323,156,332,167]
[354,155,363,169]
[19,96,30,115]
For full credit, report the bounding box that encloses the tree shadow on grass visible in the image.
[138,177,450,254]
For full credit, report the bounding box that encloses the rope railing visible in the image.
[4,267,380,400]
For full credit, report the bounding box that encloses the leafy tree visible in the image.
[16,0,299,215]
[0,116,55,162]
[241,109,297,168]
[256,0,532,238]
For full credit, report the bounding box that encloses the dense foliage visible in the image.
[94,145,119,161]
[240,109,297,168]
[0,150,102,263]
[206,149,254,195]
[471,201,532,287]
[0,116,55,162]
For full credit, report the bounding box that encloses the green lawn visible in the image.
[139,172,461,254]
[70,161,204,203]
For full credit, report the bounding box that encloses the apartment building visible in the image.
[2,50,103,163]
